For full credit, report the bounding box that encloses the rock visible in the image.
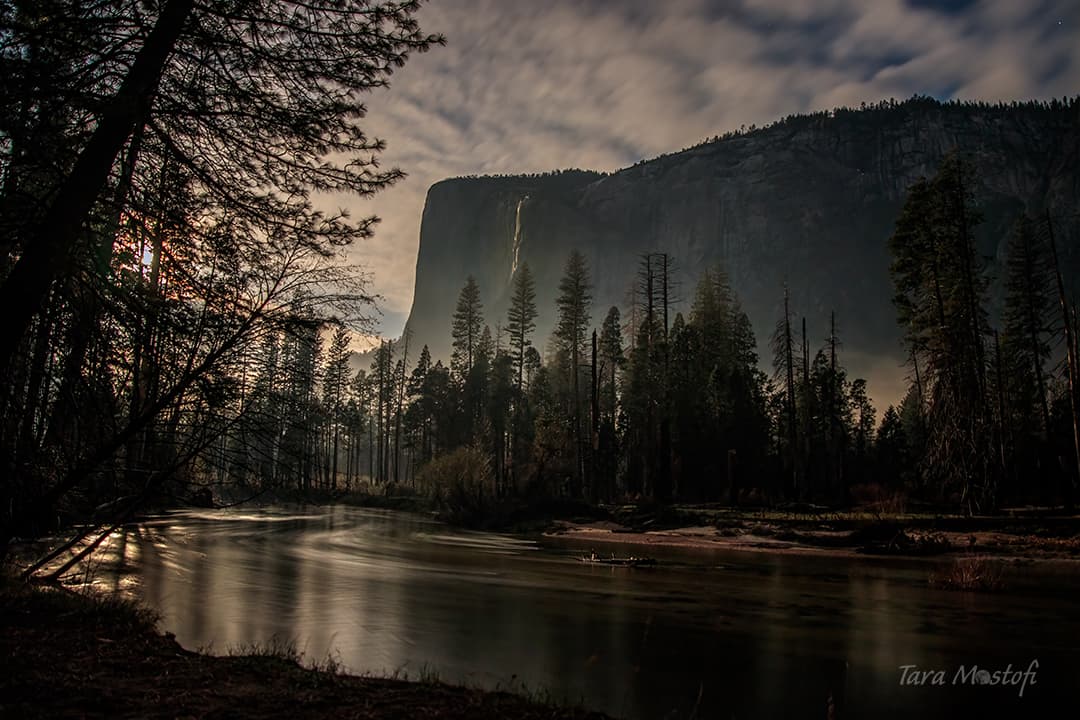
[404,99,1080,402]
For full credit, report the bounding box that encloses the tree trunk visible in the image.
[993,330,1007,505]
[591,329,599,502]
[394,335,410,485]
[829,311,837,498]
[801,316,811,501]
[48,125,145,448]
[572,334,582,497]
[784,290,796,500]
[660,254,671,500]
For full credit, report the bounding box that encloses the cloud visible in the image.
[335,0,1079,337]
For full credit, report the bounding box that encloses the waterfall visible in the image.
[510,194,529,279]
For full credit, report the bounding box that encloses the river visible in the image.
[84,505,1079,719]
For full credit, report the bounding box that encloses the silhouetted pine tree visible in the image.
[889,152,993,510]
[451,276,484,382]
[1000,215,1055,500]
[507,264,538,395]
[552,251,592,497]
[321,324,352,490]
[597,306,624,498]
[770,285,798,500]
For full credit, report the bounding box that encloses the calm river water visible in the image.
[86,505,1079,719]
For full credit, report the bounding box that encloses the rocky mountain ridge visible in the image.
[403,97,1080,405]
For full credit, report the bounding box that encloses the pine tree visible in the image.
[451,276,483,382]
[598,307,625,427]
[552,250,592,497]
[321,324,352,490]
[281,318,322,491]
[691,266,735,372]
[507,263,538,395]
[1045,211,1080,509]
[888,152,992,510]
[848,377,875,491]
[392,331,410,485]
[487,348,515,494]
[469,324,495,427]
[424,360,455,457]
[405,345,433,466]
[369,339,396,483]
[770,284,798,499]
[798,317,813,499]
[876,405,907,489]
[504,265,538,488]
[348,368,372,486]
[1000,215,1055,499]
[250,332,283,488]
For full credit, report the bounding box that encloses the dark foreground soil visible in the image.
[0,581,610,720]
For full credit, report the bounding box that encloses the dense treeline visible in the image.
[440,95,1079,189]
[217,153,1078,519]
[647,94,1080,165]
[204,153,1077,521]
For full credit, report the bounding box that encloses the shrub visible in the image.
[850,482,907,515]
[415,446,497,526]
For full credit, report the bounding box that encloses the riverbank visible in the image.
[0,581,609,720]
[545,505,1080,561]
[198,489,1080,561]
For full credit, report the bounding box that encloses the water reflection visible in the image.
[85,505,1079,719]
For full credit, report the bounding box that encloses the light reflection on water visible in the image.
[82,505,1080,719]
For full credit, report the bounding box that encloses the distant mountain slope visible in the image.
[403,97,1080,406]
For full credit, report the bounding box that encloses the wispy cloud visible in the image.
[337,0,1079,336]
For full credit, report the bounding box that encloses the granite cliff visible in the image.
[403,98,1080,405]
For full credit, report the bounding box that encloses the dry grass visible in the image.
[929,556,1006,592]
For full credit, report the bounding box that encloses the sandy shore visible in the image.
[545,518,1080,561]
[548,521,860,556]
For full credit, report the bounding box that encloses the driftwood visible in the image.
[580,553,657,567]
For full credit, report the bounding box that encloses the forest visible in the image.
[1,1,1079,562]
[9,141,1072,539]
[6,3,1080,719]
[254,151,1079,522]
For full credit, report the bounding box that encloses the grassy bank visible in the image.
[0,580,610,720]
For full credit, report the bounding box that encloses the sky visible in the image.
[343,0,1079,343]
